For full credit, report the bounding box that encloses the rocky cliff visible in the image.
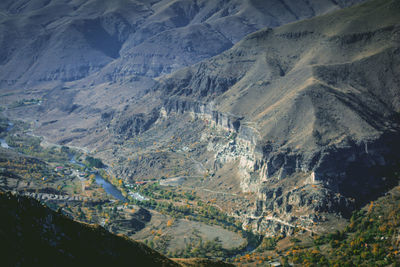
[145,0,400,235]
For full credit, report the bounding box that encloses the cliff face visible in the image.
[142,0,400,235]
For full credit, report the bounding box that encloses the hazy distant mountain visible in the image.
[0,0,364,88]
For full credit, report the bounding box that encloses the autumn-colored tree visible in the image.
[372,243,380,256]
[368,201,374,214]
[89,174,96,184]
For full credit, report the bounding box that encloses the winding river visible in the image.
[2,122,136,203]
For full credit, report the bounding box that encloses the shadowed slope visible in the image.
[0,191,179,267]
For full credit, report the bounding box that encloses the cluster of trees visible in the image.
[232,253,268,266]
[136,183,196,201]
[133,184,241,231]
[85,156,104,168]
[256,237,278,251]
[286,246,328,266]
[171,237,225,258]
[0,154,59,182]
[9,98,41,108]
[5,134,70,163]
[135,197,242,234]
[0,116,8,134]
[286,188,400,266]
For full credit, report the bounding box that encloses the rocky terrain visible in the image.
[90,0,400,236]
[1,0,398,245]
[146,0,400,235]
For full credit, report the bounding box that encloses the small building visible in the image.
[135,181,147,185]
[125,183,134,188]
[269,262,282,267]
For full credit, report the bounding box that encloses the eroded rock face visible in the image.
[135,0,400,235]
[113,109,160,138]
[160,99,397,233]
[118,77,400,235]
[162,97,243,132]
[200,126,399,237]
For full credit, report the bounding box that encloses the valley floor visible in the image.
[0,115,251,261]
[1,112,399,266]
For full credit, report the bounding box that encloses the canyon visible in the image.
[1,0,400,264]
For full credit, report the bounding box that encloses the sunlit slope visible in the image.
[155,0,400,203]
[0,0,364,87]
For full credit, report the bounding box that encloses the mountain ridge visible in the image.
[0,0,364,88]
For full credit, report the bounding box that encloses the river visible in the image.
[94,174,127,202]
[0,138,8,148]
[0,122,13,148]
[69,154,127,202]
[1,123,128,202]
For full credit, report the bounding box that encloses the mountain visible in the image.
[147,0,400,233]
[0,0,364,88]
[0,0,366,162]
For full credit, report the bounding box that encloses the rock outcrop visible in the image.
[149,0,400,235]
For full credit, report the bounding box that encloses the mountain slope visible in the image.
[0,191,179,266]
[0,0,364,88]
[0,191,234,266]
[142,0,400,233]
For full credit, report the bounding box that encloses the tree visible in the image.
[89,174,96,184]
[86,156,104,168]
